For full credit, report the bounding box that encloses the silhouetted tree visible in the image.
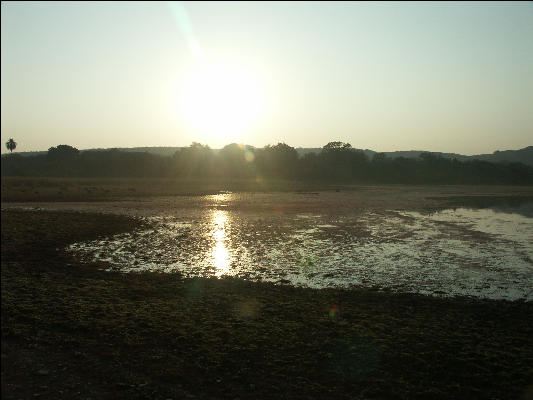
[299,152,321,180]
[1,141,532,184]
[321,141,355,180]
[217,143,255,178]
[322,141,352,152]
[173,142,214,178]
[5,138,17,153]
[256,143,299,178]
[48,144,80,158]
[372,153,387,163]
[369,153,389,182]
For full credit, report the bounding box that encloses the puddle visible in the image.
[429,196,533,218]
[406,207,533,243]
[65,199,533,301]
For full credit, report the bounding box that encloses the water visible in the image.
[62,195,533,301]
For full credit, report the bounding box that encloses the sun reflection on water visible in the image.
[211,209,230,277]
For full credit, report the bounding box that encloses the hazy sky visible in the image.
[2,1,532,154]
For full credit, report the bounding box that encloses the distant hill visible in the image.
[5,145,533,167]
[88,147,185,157]
[472,147,533,166]
[6,147,185,158]
[8,150,48,157]
[383,146,533,166]
[295,146,533,167]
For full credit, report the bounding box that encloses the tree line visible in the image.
[2,142,532,185]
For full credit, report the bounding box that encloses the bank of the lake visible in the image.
[2,209,532,399]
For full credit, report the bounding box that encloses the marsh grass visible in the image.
[1,177,341,202]
[1,209,533,399]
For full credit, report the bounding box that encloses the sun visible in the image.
[178,58,265,143]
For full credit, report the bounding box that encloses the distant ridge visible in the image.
[295,146,533,167]
[6,145,533,167]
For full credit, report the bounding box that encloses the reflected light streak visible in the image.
[211,210,230,277]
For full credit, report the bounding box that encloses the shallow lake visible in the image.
[53,193,533,301]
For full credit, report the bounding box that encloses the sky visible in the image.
[1,1,532,155]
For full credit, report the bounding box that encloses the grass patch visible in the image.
[1,177,343,202]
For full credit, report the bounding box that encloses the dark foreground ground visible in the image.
[2,209,533,400]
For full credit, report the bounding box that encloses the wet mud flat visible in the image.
[66,205,532,300]
[6,188,533,301]
[2,195,533,399]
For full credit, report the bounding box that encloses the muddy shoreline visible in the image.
[2,188,533,398]
[4,187,532,301]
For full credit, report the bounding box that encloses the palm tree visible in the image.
[5,138,17,153]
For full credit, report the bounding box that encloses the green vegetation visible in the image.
[5,138,17,153]
[2,142,532,185]
[2,209,533,399]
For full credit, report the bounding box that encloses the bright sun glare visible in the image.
[178,58,265,142]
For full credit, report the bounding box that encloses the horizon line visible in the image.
[2,144,531,157]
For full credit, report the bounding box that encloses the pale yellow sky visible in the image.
[1,1,532,155]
